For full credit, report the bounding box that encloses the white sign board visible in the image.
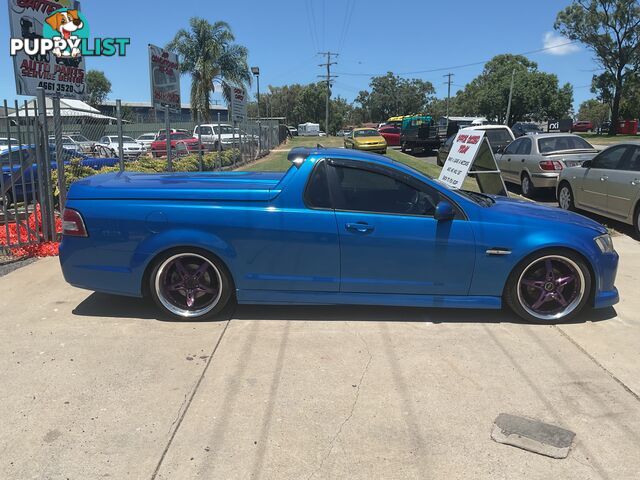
[8,0,86,98]
[149,44,181,111]
[438,128,486,189]
[230,87,247,123]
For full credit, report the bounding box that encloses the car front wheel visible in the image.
[521,173,536,198]
[558,182,575,211]
[505,250,591,323]
[149,249,234,320]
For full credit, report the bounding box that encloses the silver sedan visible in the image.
[557,142,640,237]
[497,133,598,198]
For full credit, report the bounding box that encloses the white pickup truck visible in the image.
[193,124,239,150]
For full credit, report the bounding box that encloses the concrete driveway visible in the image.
[1,236,639,480]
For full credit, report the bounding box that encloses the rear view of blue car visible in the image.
[59,147,619,323]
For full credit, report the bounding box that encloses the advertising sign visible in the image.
[230,87,247,123]
[439,128,507,196]
[148,44,181,111]
[8,0,86,98]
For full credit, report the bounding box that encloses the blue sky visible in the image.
[1,0,602,111]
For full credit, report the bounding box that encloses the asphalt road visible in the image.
[1,234,639,479]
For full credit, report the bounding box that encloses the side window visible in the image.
[304,160,332,209]
[203,126,213,135]
[332,165,441,216]
[504,139,521,154]
[445,135,455,147]
[516,138,531,155]
[619,146,640,172]
[592,146,628,170]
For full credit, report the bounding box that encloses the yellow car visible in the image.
[344,128,387,154]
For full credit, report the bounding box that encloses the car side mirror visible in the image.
[582,160,592,169]
[434,201,455,221]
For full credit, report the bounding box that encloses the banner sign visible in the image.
[439,128,508,196]
[8,0,86,98]
[230,87,247,123]
[149,44,181,111]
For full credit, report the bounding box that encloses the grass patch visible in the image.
[239,136,344,171]
[578,133,639,145]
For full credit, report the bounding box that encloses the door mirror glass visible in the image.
[582,160,592,169]
[434,201,455,221]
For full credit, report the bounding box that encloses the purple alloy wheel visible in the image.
[155,253,223,318]
[516,255,586,321]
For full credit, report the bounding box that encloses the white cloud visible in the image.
[542,32,580,55]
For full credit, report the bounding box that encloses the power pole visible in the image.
[318,51,338,135]
[444,73,454,124]
[505,68,515,126]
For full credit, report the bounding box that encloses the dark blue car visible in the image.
[59,147,619,323]
[0,145,119,205]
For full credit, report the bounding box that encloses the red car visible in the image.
[150,133,204,157]
[570,121,593,133]
[378,125,401,146]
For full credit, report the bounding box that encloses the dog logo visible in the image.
[44,8,89,58]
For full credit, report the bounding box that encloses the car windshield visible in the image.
[69,135,89,142]
[122,136,135,143]
[519,123,540,132]
[354,129,379,137]
[214,126,234,135]
[171,133,190,140]
[483,129,513,144]
[538,136,594,153]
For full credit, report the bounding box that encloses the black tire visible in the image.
[504,249,592,324]
[1,190,13,207]
[148,248,234,321]
[400,142,407,152]
[633,203,640,240]
[521,173,536,198]
[437,155,444,167]
[557,182,576,211]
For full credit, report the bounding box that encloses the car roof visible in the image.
[353,127,379,131]
[466,124,511,130]
[531,133,583,138]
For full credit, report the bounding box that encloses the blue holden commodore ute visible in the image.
[59,147,619,323]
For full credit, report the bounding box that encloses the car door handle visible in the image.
[600,176,608,182]
[521,159,525,162]
[345,222,374,234]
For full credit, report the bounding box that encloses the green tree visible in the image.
[577,98,610,127]
[353,72,435,122]
[85,70,111,107]
[454,55,573,124]
[555,0,640,135]
[167,18,251,121]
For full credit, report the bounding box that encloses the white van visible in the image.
[193,124,238,149]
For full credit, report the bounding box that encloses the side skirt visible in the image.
[236,290,502,309]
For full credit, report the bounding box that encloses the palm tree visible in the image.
[167,18,251,122]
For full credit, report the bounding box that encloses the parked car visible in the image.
[136,133,158,151]
[287,126,298,137]
[48,134,95,154]
[157,128,190,137]
[1,145,118,206]
[344,128,387,153]
[598,121,611,135]
[193,124,238,150]
[97,136,144,159]
[570,121,594,133]
[150,133,204,157]
[557,142,640,236]
[59,146,619,323]
[336,129,352,137]
[400,115,440,153]
[378,125,401,146]
[497,133,597,198]
[0,138,19,148]
[437,125,515,166]
[511,122,543,138]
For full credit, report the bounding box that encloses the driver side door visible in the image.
[327,159,476,296]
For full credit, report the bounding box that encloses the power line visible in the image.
[335,41,581,77]
[337,0,356,54]
[304,0,320,52]
[318,51,338,133]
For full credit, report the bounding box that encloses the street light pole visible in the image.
[505,69,515,126]
[251,66,261,153]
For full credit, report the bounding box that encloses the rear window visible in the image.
[482,128,513,144]
[538,136,593,153]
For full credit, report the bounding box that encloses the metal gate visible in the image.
[1,90,59,253]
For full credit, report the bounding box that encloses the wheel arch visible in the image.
[502,245,597,306]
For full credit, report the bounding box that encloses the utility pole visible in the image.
[318,51,338,135]
[505,68,515,126]
[444,73,454,125]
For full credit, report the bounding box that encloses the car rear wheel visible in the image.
[634,203,640,239]
[521,173,536,198]
[505,250,591,323]
[1,190,12,207]
[149,250,234,320]
[558,182,575,211]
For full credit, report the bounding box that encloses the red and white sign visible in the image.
[230,87,247,123]
[438,128,486,189]
[148,44,181,111]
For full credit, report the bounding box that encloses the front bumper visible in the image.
[593,250,619,308]
[356,144,386,152]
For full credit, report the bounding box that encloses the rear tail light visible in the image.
[62,208,88,237]
[539,160,564,171]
